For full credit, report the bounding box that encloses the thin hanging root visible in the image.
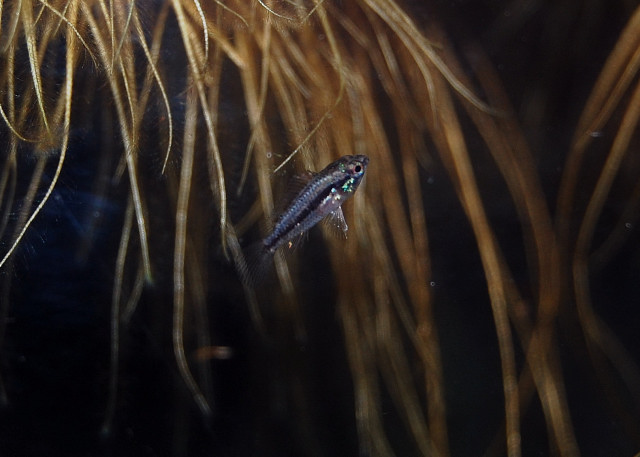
[557,6,640,242]
[348,57,447,452]
[257,0,294,21]
[111,1,134,69]
[0,151,17,240]
[362,207,440,455]
[572,79,640,415]
[256,0,326,23]
[192,0,209,67]
[211,0,248,27]
[37,0,97,65]
[463,47,579,455]
[363,0,499,115]
[273,3,345,174]
[171,0,228,253]
[173,83,212,417]
[102,195,135,437]
[573,79,640,278]
[401,145,447,452]
[0,103,40,142]
[0,0,22,54]
[105,0,113,63]
[82,2,153,281]
[431,75,521,456]
[130,8,173,174]
[21,0,51,137]
[184,3,245,68]
[238,19,273,197]
[0,0,78,271]
[235,28,275,221]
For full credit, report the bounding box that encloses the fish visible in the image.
[243,154,369,284]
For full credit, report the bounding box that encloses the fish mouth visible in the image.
[354,154,370,168]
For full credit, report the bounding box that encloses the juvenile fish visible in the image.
[246,154,369,283]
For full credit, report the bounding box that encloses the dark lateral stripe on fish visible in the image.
[263,174,351,252]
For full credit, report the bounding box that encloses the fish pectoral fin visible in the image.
[322,207,349,239]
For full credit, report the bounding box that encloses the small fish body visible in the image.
[264,154,369,252]
[245,154,369,283]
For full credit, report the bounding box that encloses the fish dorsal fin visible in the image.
[322,207,349,239]
[286,170,315,198]
[274,170,316,216]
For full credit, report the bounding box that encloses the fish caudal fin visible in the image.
[240,242,274,288]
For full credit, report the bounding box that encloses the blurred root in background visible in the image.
[0,1,639,456]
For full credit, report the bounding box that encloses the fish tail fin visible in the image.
[239,242,273,288]
[226,235,270,334]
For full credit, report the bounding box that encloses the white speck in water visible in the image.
[625,222,632,229]
[589,131,603,138]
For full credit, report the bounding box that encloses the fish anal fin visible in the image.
[322,207,348,239]
[283,229,309,253]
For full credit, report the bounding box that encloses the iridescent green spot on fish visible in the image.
[341,178,356,193]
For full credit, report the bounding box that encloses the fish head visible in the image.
[333,154,369,194]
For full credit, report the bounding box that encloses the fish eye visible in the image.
[354,164,362,173]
